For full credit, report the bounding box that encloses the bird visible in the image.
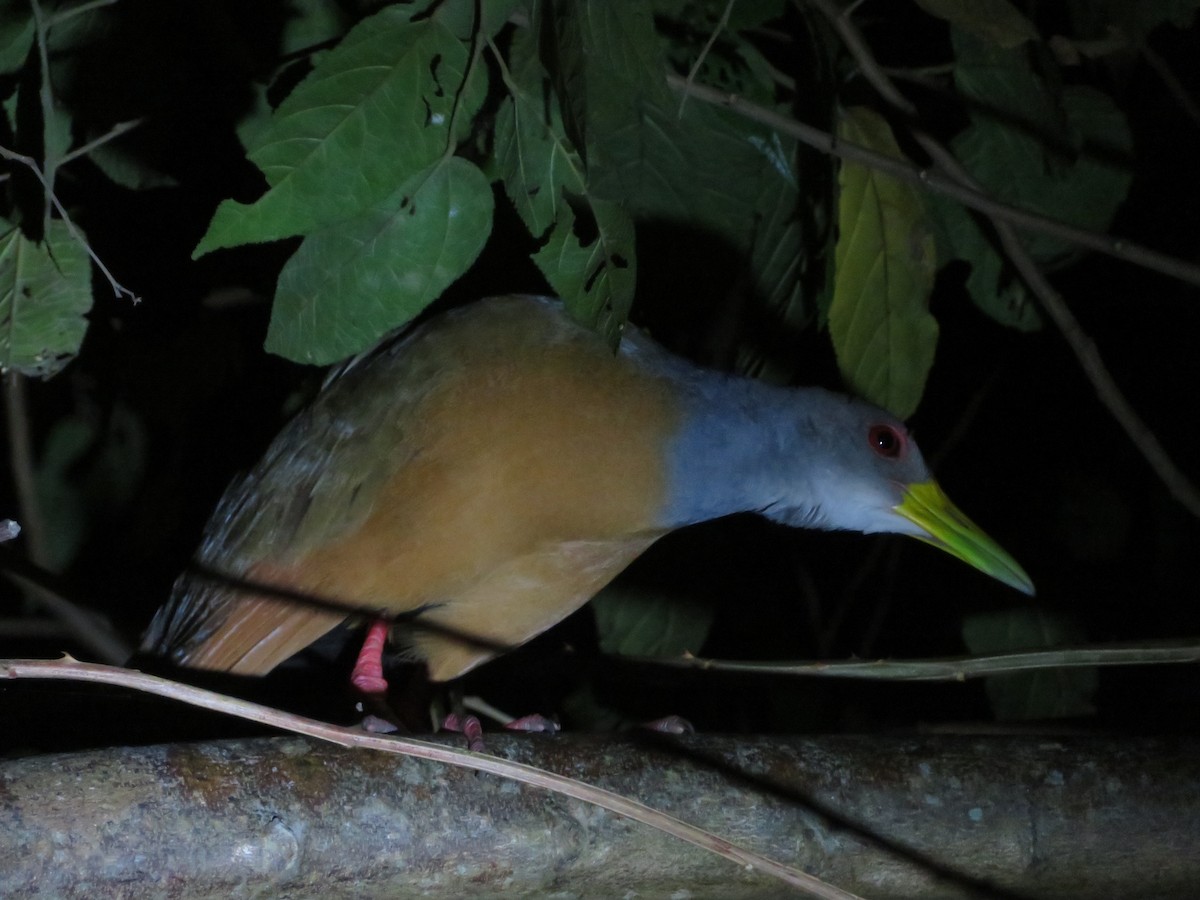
[142,294,1032,696]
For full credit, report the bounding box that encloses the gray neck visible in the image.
[623,334,833,529]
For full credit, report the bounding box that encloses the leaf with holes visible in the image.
[829,107,937,419]
[539,0,805,338]
[0,219,92,378]
[531,194,635,347]
[493,26,587,240]
[195,1,486,255]
[265,156,493,364]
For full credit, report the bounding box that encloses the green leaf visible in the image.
[195,2,485,255]
[0,219,93,378]
[493,28,587,239]
[934,31,1132,327]
[829,107,937,419]
[926,193,1042,331]
[265,156,493,364]
[0,7,33,76]
[34,402,146,573]
[954,47,1132,262]
[913,0,1038,48]
[531,194,636,346]
[539,0,805,332]
[592,584,716,659]
[33,413,94,573]
[962,609,1097,721]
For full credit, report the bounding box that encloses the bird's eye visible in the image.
[868,424,905,459]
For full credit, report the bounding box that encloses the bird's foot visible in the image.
[441,712,486,752]
[359,714,399,734]
[504,713,560,734]
[639,715,694,734]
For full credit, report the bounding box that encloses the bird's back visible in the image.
[143,297,682,680]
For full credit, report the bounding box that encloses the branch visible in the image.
[4,683,1199,898]
[663,72,1200,291]
[639,638,1200,681]
[0,656,856,900]
[0,144,139,303]
[803,0,1200,519]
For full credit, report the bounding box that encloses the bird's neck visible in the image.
[654,368,827,529]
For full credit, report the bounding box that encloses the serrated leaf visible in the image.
[914,0,1038,48]
[962,609,1097,721]
[531,194,635,346]
[592,584,716,659]
[493,28,587,239]
[0,219,92,378]
[829,107,937,419]
[266,156,493,364]
[195,2,485,255]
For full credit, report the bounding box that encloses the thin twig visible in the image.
[1140,40,1200,132]
[2,575,131,664]
[803,0,1200,519]
[0,656,862,900]
[664,73,1200,291]
[643,638,1200,681]
[31,0,57,239]
[678,0,736,118]
[0,145,138,302]
[0,546,132,665]
[47,0,119,29]
[59,118,144,167]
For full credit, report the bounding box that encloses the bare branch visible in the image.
[640,638,1200,681]
[664,73,1200,291]
[0,657,858,899]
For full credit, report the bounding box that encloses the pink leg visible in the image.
[441,712,486,753]
[642,715,694,735]
[350,619,390,697]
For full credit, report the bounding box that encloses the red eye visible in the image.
[868,424,905,459]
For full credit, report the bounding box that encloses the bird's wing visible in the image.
[144,297,681,676]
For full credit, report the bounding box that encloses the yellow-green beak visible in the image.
[895,480,1034,595]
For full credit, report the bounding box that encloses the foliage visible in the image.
[0,0,1166,385]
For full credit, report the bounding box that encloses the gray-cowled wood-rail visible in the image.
[142,295,1032,694]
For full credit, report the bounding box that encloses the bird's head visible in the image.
[763,392,1034,595]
